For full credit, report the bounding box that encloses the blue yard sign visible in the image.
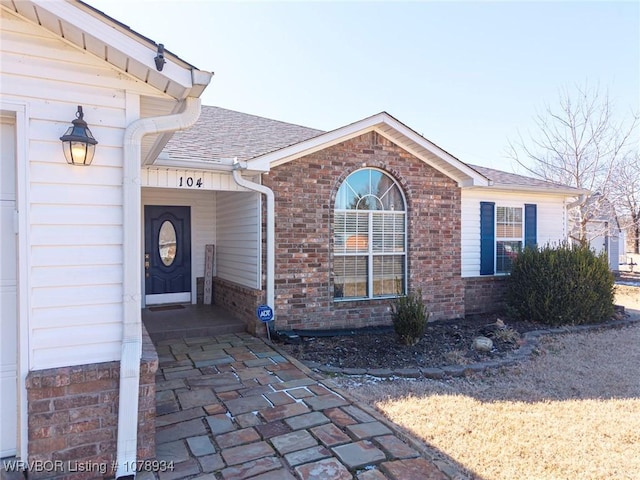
[256,305,274,342]
[256,305,274,322]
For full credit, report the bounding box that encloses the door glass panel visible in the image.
[159,220,177,266]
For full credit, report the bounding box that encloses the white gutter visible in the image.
[116,97,202,478]
[231,163,275,316]
[153,154,244,171]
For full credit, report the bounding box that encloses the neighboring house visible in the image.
[568,193,623,271]
[0,0,212,476]
[0,0,587,476]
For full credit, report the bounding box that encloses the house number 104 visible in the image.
[178,176,203,188]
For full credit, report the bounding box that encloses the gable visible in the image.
[271,130,459,186]
[248,112,489,188]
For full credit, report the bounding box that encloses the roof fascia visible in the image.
[465,184,590,197]
[372,114,489,187]
[74,0,198,71]
[248,114,386,171]
[247,112,489,187]
[4,0,212,99]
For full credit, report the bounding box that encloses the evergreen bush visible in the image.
[390,289,430,346]
[507,242,615,326]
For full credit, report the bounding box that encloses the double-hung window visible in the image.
[333,169,406,299]
[496,206,523,274]
[480,202,537,275]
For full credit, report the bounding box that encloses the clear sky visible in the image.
[87,0,639,170]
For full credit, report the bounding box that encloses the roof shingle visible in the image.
[468,164,584,194]
[163,106,324,162]
[161,106,582,196]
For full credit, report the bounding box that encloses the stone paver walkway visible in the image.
[139,332,461,480]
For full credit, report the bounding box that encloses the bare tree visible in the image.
[611,152,640,254]
[507,83,638,244]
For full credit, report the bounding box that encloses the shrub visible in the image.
[507,242,615,326]
[390,289,430,346]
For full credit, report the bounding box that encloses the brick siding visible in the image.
[214,277,263,334]
[24,325,158,480]
[463,276,509,316]
[262,131,465,331]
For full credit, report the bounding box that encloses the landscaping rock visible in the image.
[472,336,493,352]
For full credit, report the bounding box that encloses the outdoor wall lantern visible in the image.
[60,106,98,166]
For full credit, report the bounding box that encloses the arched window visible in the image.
[333,168,406,299]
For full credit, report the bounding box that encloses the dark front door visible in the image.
[144,206,192,304]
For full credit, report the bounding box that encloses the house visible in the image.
[568,192,624,271]
[161,106,586,330]
[1,0,586,476]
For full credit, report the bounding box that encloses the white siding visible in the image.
[1,10,172,369]
[216,191,261,289]
[461,189,569,277]
[141,167,246,191]
[142,188,216,303]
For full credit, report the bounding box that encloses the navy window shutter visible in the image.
[480,202,495,275]
[524,204,537,248]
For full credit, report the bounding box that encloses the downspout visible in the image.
[116,97,202,478]
[231,162,275,323]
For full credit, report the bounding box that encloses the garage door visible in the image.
[0,114,17,458]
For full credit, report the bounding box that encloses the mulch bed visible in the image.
[276,277,640,371]
[275,315,543,370]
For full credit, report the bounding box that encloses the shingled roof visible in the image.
[162,106,324,162]
[469,164,586,195]
[161,105,583,196]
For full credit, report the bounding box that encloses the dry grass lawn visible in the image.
[332,286,640,480]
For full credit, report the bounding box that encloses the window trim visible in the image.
[495,205,524,275]
[333,168,407,301]
[480,201,537,276]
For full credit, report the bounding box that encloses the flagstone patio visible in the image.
[139,332,462,480]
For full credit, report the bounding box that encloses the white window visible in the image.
[496,206,523,274]
[333,169,406,299]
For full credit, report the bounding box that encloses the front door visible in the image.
[144,206,192,305]
[1,114,17,458]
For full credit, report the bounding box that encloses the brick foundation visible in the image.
[463,276,509,316]
[25,325,158,480]
[262,131,465,331]
[214,277,263,334]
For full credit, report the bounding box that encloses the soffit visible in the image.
[0,0,212,100]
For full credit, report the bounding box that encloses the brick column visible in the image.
[25,325,158,480]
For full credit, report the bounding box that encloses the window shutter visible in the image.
[524,204,537,248]
[480,202,495,275]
